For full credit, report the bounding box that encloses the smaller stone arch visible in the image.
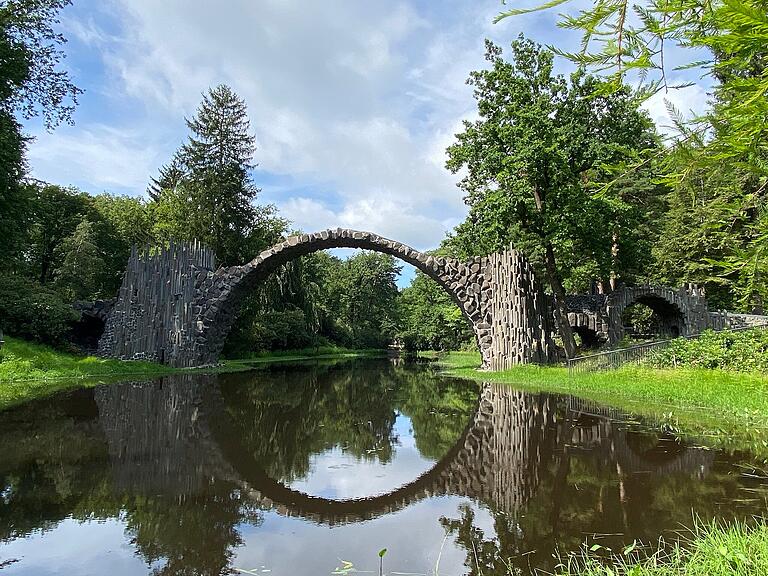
[606,285,711,346]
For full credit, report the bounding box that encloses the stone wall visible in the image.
[709,311,768,330]
[565,294,610,343]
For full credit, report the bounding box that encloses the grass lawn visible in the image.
[436,351,768,459]
[0,337,181,409]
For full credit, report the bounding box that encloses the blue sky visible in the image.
[23,0,711,287]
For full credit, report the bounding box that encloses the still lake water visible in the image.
[0,358,766,575]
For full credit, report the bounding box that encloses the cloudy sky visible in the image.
[26,0,711,262]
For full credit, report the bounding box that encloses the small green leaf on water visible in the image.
[589,543,602,552]
[379,548,388,558]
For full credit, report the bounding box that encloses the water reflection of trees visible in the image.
[217,359,479,483]
[0,359,478,575]
[0,364,765,576]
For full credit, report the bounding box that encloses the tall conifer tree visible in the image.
[151,84,265,265]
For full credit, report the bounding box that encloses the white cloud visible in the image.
[27,124,162,194]
[24,0,716,251]
[281,196,450,251]
[642,81,711,137]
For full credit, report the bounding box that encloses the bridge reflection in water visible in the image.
[1,360,754,576]
[94,371,713,526]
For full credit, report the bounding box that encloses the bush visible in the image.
[0,275,78,345]
[646,328,768,372]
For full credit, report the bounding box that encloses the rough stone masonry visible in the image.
[98,230,555,369]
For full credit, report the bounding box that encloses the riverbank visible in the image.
[436,351,768,458]
[224,346,387,364]
[554,520,767,576]
[0,337,386,410]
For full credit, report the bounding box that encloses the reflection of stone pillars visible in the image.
[92,374,718,526]
[94,374,223,496]
[445,384,556,516]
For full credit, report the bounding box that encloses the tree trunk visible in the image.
[610,228,619,291]
[544,242,577,359]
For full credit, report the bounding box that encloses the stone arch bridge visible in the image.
[99,231,745,367]
[98,230,554,370]
[566,285,715,346]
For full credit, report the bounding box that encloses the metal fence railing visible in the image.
[567,323,768,376]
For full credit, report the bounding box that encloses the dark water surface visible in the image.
[0,358,766,575]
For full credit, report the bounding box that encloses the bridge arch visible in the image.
[98,231,555,368]
[606,285,710,345]
[195,229,491,366]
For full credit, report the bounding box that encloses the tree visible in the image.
[0,0,81,268]
[26,183,95,284]
[398,271,474,351]
[494,0,768,175]
[91,193,156,295]
[53,220,105,301]
[0,274,77,344]
[445,37,658,357]
[151,85,278,265]
[146,154,183,201]
[0,24,31,269]
[331,252,402,348]
[653,161,766,312]
[0,110,28,270]
[0,0,82,128]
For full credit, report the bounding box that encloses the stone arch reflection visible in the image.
[85,366,721,576]
[93,371,716,529]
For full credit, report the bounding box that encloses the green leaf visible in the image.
[493,0,572,21]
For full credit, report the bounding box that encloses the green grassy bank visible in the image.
[436,351,768,458]
[0,337,178,409]
[0,336,388,410]
[553,521,768,576]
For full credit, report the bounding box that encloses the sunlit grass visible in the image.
[0,337,388,410]
[553,520,768,576]
[0,337,181,410]
[0,337,174,381]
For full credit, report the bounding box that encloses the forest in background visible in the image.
[0,0,765,357]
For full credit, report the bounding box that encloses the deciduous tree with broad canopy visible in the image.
[445,36,658,358]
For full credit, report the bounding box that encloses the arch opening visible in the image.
[621,294,684,341]
[197,231,491,367]
[222,249,472,357]
[573,326,601,350]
